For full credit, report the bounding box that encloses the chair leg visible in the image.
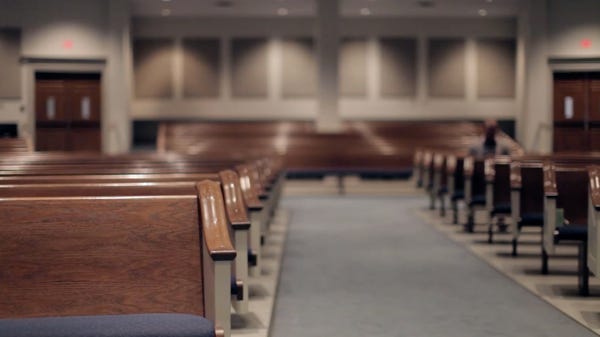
[541,248,549,275]
[439,195,446,217]
[579,241,590,296]
[511,238,518,257]
[488,222,494,243]
[497,217,508,233]
[464,208,475,233]
[452,200,458,224]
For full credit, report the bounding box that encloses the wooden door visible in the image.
[553,72,600,152]
[35,73,101,152]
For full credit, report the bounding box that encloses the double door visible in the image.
[553,72,600,152]
[35,74,101,152]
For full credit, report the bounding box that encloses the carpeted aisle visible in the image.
[270,195,597,337]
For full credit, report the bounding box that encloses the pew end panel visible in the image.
[588,166,600,276]
[197,180,237,337]
[0,187,233,337]
[543,164,559,254]
[218,170,251,314]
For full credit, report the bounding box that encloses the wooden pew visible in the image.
[484,156,512,243]
[510,160,545,256]
[463,156,488,232]
[587,166,600,290]
[0,137,32,153]
[446,153,466,225]
[157,120,519,179]
[0,154,278,315]
[543,164,590,296]
[0,182,235,337]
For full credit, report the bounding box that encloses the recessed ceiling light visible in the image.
[478,8,488,16]
[215,0,233,8]
[417,0,435,8]
[360,7,371,15]
[277,7,289,16]
[485,0,493,3]
[161,8,171,16]
[162,0,171,2]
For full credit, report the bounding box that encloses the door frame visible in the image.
[22,58,106,152]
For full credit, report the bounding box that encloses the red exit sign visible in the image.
[581,39,592,49]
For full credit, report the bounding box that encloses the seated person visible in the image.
[469,119,512,156]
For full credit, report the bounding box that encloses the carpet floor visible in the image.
[270,195,597,337]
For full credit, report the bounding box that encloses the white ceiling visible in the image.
[131,0,522,18]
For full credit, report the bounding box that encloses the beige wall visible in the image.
[131,17,519,123]
[0,0,131,154]
[520,0,600,153]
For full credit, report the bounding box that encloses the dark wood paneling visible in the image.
[0,196,204,318]
[35,128,68,151]
[553,75,586,123]
[553,126,588,152]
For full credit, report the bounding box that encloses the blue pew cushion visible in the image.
[491,203,511,216]
[518,213,544,228]
[438,186,448,195]
[554,225,587,242]
[0,313,215,337]
[469,194,486,207]
[451,190,464,201]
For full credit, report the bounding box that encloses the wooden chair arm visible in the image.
[543,163,558,198]
[589,166,600,210]
[510,162,522,190]
[218,170,251,230]
[197,180,236,261]
[463,156,474,178]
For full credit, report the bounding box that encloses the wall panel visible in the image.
[0,28,21,98]
[182,38,221,98]
[231,38,268,98]
[477,38,516,98]
[133,38,175,99]
[379,38,417,97]
[428,38,466,98]
[281,37,316,98]
[340,38,367,97]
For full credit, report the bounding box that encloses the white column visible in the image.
[515,5,528,146]
[523,0,552,153]
[316,0,342,132]
[106,0,132,153]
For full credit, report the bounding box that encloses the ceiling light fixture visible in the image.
[277,7,289,16]
[161,8,171,16]
[478,8,488,16]
[360,7,371,15]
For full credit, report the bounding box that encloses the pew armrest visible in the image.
[0,314,216,337]
[589,166,600,210]
[510,163,522,190]
[198,181,237,261]
[463,156,474,178]
[219,170,251,231]
[543,164,558,198]
[198,181,235,337]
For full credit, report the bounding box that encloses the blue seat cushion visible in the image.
[518,213,544,227]
[554,225,587,242]
[451,190,464,201]
[438,186,448,194]
[469,194,486,206]
[0,314,215,337]
[491,203,511,216]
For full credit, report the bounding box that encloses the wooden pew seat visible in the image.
[0,313,215,337]
[0,182,235,337]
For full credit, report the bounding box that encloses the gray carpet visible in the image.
[270,195,597,337]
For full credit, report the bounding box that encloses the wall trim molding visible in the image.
[20,57,106,65]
